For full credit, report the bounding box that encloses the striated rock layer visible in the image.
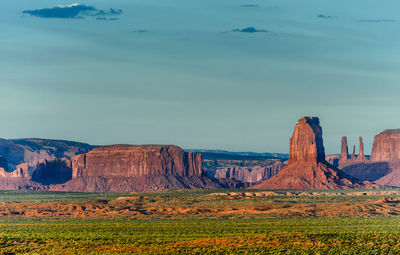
[253,117,372,190]
[52,145,242,192]
[204,160,284,184]
[0,158,43,190]
[371,129,400,162]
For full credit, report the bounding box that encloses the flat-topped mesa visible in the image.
[71,145,203,179]
[288,117,325,164]
[371,129,400,162]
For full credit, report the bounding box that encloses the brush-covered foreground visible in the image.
[1,189,400,254]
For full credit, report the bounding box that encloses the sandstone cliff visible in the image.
[253,117,371,189]
[0,158,43,190]
[204,159,284,184]
[71,145,202,178]
[52,145,242,192]
[371,130,400,162]
[0,138,93,172]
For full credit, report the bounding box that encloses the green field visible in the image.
[1,190,400,254]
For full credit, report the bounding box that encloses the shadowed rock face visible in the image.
[342,162,391,182]
[0,156,8,172]
[32,158,72,185]
[253,117,371,190]
[371,130,400,162]
[0,138,94,172]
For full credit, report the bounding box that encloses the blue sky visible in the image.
[1,0,400,154]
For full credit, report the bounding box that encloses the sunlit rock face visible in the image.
[71,145,202,179]
[371,130,400,162]
[253,117,372,190]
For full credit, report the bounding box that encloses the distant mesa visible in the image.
[371,129,400,162]
[50,145,242,192]
[253,116,372,189]
[232,27,268,33]
[338,129,400,186]
[23,4,122,19]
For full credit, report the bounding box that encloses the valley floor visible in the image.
[1,189,400,254]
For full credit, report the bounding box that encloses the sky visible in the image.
[1,0,400,154]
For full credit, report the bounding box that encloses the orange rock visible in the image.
[253,116,372,190]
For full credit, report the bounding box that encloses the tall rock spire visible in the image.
[357,136,367,161]
[340,136,349,160]
[351,145,356,160]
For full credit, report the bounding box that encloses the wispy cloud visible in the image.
[240,5,259,7]
[23,3,122,19]
[317,14,335,19]
[359,19,396,23]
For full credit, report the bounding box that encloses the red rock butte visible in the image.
[50,144,240,192]
[371,129,400,162]
[253,116,370,189]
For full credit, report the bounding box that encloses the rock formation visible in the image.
[0,157,43,190]
[253,117,371,189]
[340,137,349,161]
[371,129,400,162]
[0,138,94,172]
[32,158,72,185]
[205,160,284,184]
[0,156,8,172]
[338,136,368,168]
[358,137,367,161]
[52,145,242,192]
[351,145,356,160]
[363,129,400,186]
[70,145,202,179]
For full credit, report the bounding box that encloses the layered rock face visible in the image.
[71,145,202,179]
[0,157,43,190]
[366,130,400,186]
[205,160,284,184]
[53,145,241,192]
[288,117,325,164]
[371,130,400,162]
[253,117,370,189]
[0,138,94,172]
